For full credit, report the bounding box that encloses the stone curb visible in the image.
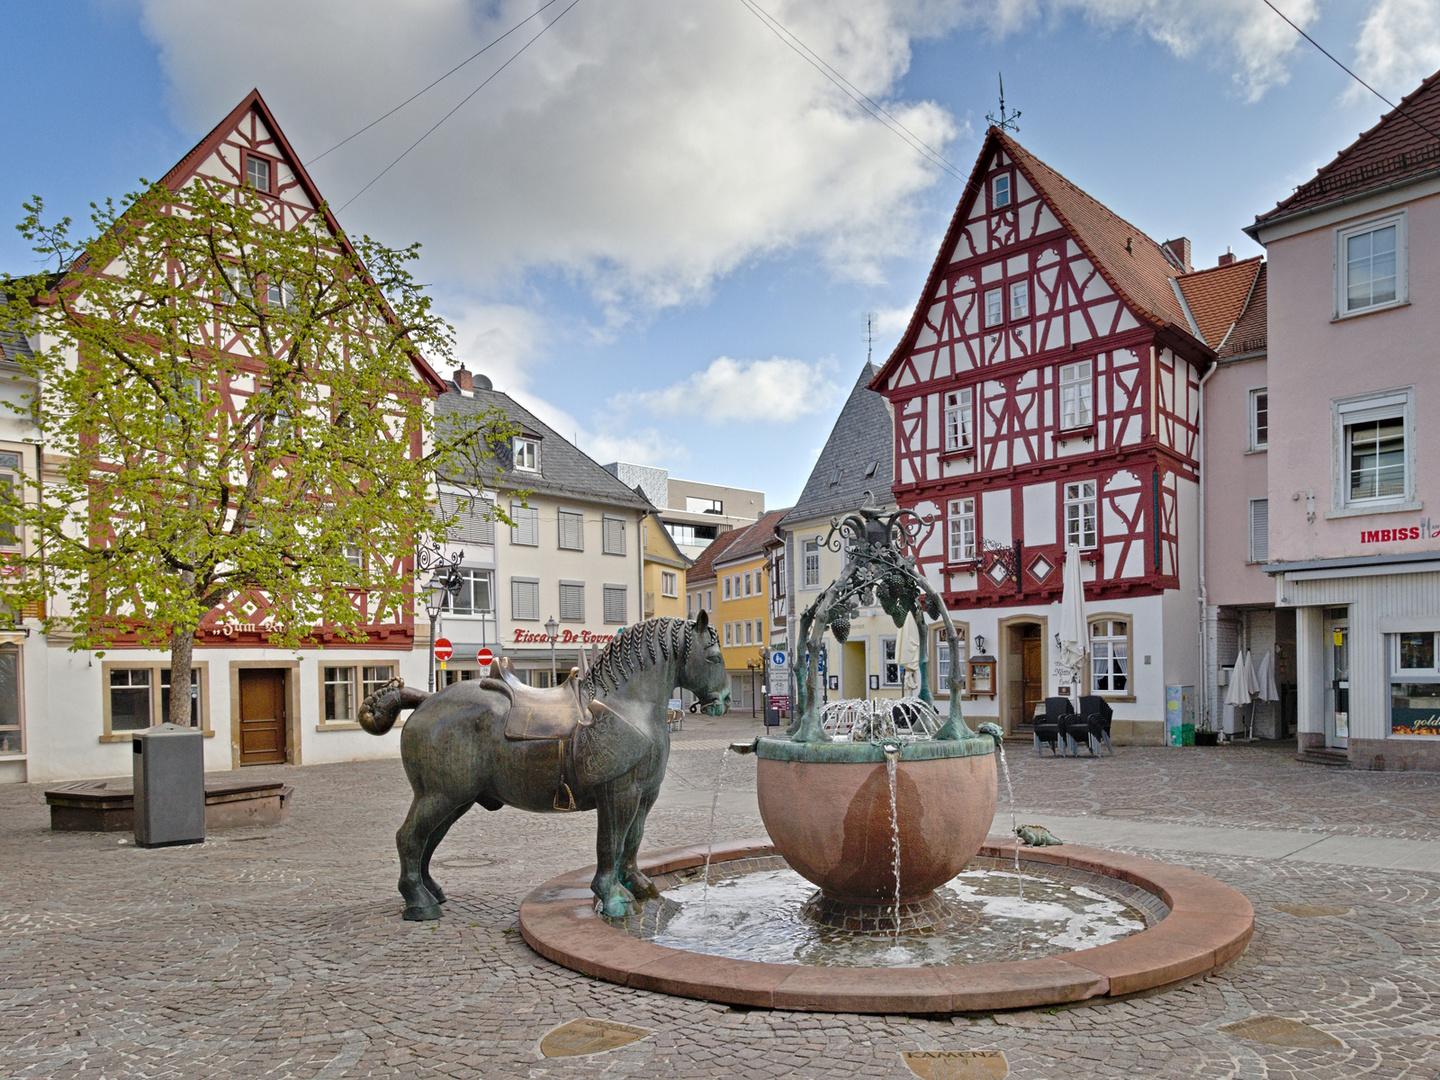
[516,838,1255,1014]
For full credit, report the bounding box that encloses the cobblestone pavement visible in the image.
[3,713,1438,1079]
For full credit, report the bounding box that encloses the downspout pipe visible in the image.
[1197,363,1218,733]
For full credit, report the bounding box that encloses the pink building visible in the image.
[1247,70,1440,770]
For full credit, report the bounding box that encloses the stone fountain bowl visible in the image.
[754,736,998,905]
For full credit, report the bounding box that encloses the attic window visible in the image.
[865,461,878,478]
[245,155,271,193]
[513,437,538,472]
[829,468,841,486]
[993,174,1011,208]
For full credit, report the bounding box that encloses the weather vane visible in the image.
[986,72,1021,134]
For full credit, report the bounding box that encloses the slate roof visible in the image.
[1176,256,1264,350]
[684,527,746,587]
[713,508,792,569]
[436,385,650,511]
[0,325,34,366]
[1251,69,1440,233]
[783,363,894,528]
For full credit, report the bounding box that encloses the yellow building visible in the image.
[712,508,789,712]
[640,511,689,620]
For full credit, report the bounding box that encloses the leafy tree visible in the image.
[1,179,513,727]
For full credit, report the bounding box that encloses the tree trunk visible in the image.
[168,624,197,728]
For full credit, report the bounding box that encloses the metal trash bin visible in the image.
[132,723,205,848]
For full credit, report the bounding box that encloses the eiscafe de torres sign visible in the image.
[1359,517,1440,545]
[513,628,617,646]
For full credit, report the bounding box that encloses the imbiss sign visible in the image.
[1359,517,1440,545]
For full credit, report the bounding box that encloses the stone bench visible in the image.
[44,775,292,833]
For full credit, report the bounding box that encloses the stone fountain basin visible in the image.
[754,736,997,904]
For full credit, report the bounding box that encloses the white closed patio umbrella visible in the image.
[898,614,921,696]
[1057,544,1088,700]
[1225,649,1255,741]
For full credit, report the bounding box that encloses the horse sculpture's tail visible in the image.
[358,678,430,735]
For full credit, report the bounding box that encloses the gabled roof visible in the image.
[1250,69,1440,234]
[643,509,692,568]
[685,527,747,587]
[1176,256,1263,349]
[713,507,792,569]
[436,386,650,510]
[782,363,893,528]
[1216,262,1266,360]
[873,128,1198,391]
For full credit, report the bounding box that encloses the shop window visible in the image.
[511,577,540,621]
[1334,388,1414,510]
[559,581,585,622]
[602,515,626,555]
[602,584,627,624]
[1390,633,1440,736]
[947,497,976,563]
[1059,360,1092,429]
[557,509,584,550]
[1336,212,1405,317]
[509,502,538,546]
[1248,388,1268,451]
[881,637,900,686]
[944,388,974,452]
[1088,619,1130,696]
[1064,480,1097,550]
[0,644,20,753]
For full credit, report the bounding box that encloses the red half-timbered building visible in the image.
[873,129,1215,742]
[9,92,448,783]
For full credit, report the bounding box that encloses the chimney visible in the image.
[1162,237,1192,273]
[453,364,473,393]
[1218,245,1236,267]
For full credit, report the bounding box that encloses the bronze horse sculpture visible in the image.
[358,613,730,920]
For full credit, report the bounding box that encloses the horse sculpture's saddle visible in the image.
[488,657,592,741]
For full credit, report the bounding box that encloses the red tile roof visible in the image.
[713,508,791,568]
[684,527,747,587]
[1251,68,1440,231]
[1217,262,1266,359]
[1176,256,1263,349]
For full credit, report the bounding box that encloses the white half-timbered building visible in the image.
[874,128,1218,743]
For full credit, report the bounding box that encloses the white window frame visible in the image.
[1331,387,1417,514]
[661,571,677,598]
[1391,632,1440,676]
[245,153,272,193]
[513,437,538,472]
[944,388,974,453]
[321,665,358,726]
[0,451,22,548]
[557,508,585,551]
[744,620,753,646]
[1335,210,1406,319]
[984,287,1004,328]
[743,571,753,598]
[1248,387,1268,452]
[1009,279,1029,320]
[803,541,821,589]
[993,173,1011,209]
[724,622,733,647]
[705,589,713,610]
[947,497,976,563]
[881,636,900,687]
[1088,618,1131,698]
[1064,480,1098,551]
[1059,360,1093,430]
[723,575,732,601]
[1248,498,1269,564]
[442,568,495,617]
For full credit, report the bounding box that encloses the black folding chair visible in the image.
[1078,694,1114,756]
[1034,696,1074,757]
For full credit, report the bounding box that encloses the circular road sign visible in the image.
[771,650,787,668]
[433,638,453,662]
[477,647,495,668]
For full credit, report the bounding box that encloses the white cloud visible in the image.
[615,356,840,422]
[872,305,915,335]
[1352,0,1440,100]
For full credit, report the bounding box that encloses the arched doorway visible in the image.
[998,616,1048,733]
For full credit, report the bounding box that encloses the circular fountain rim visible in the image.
[753,735,995,763]
[518,839,1254,1015]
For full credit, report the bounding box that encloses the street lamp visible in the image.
[424,572,451,693]
[545,615,559,686]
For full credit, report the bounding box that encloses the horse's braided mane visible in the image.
[581,616,701,702]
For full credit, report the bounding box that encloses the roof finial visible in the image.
[986,72,1021,135]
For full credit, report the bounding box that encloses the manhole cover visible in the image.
[432,855,498,869]
[902,1051,1008,1079]
[1220,1016,1342,1049]
[1275,904,1351,918]
[539,1018,652,1058]
[1100,808,1148,818]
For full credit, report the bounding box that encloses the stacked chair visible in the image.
[1032,697,1074,756]
[1032,695,1115,757]
[1077,695,1114,756]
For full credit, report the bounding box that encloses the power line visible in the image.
[1260,0,1440,144]
[308,0,569,166]
[337,0,585,212]
[735,0,967,183]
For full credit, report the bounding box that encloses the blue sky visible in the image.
[3,1,1437,507]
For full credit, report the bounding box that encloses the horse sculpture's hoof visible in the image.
[404,902,442,921]
[622,868,660,901]
[424,879,447,904]
[596,885,639,919]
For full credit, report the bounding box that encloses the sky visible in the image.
[3,0,1439,507]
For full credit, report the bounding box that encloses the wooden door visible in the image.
[238,669,287,765]
[1022,635,1044,725]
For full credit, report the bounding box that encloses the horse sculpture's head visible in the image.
[683,610,730,716]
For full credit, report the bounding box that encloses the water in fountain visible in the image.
[884,744,902,940]
[995,742,1024,898]
[701,748,731,907]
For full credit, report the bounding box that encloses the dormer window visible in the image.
[513,437,538,472]
[993,174,1011,209]
[245,155,271,193]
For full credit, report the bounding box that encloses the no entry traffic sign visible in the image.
[433,638,453,662]
[477,647,495,668]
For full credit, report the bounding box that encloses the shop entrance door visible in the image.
[238,669,288,765]
[1324,610,1349,749]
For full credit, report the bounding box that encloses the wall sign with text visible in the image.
[1360,517,1440,545]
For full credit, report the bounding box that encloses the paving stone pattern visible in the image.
[1,714,1438,1079]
